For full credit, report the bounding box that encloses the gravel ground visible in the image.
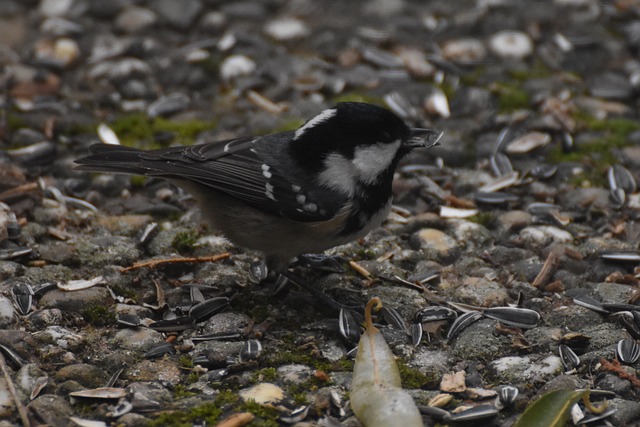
[1,0,640,426]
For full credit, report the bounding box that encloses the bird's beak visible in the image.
[406,128,444,149]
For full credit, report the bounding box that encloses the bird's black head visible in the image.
[291,102,410,158]
[289,102,441,174]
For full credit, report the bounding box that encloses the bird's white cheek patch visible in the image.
[318,153,356,196]
[294,108,337,140]
[353,140,401,184]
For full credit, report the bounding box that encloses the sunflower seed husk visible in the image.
[484,307,540,329]
[0,246,32,260]
[58,276,104,292]
[191,332,242,342]
[139,222,159,245]
[149,316,195,332]
[505,131,551,154]
[384,91,418,119]
[144,342,176,359]
[449,405,499,422]
[414,306,458,323]
[279,405,309,424]
[407,269,441,285]
[527,202,562,216]
[429,393,453,408]
[571,403,585,425]
[189,297,229,322]
[600,251,640,263]
[0,343,26,369]
[474,191,519,205]
[339,308,361,343]
[608,164,637,194]
[272,274,290,295]
[447,311,482,341]
[97,123,120,145]
[610,187,626,209]
[381,306,405,330]
[189,286,205,304]
[424,88,450,118]
[490,152,513,177]
[530,164,557,179]
[240,339,262,362]
[12,282,34,315]
[106,399,133,418]
[573,295,609,314]
[497,385,519,407]
[602,302,640,312]
[479,171,519,193]
[131,396,162,413]
[30,376,48,400]
[70,387,127,400]
[116,314,141,328]
[439,206,479,218]
[616,338,640,364]
[410,322,423,347]
[32,282,57,296]
[192,352,228,369]
[558,332,591,351]
[6,140,57,166]
[418,405,451,421]
[561,131,574,152]
[580,406,617,424]
[68,417,108,427]
[558,344,580,371]
[617,312,640,340]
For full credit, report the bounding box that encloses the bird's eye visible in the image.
[382,132,391,141]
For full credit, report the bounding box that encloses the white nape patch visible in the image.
[303,202,318,212]
[261,164,272,178]
[318,153,356,196]
[296,194,306,204]
[293,108,337,140]
[353,140,401,185]
[265,183,276,200]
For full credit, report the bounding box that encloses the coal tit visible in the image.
[75,102,442,273]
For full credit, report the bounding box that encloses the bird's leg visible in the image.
[279,269,360,313]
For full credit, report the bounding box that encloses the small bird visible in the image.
[76,102,442,274]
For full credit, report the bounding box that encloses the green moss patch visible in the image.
[109,113,217,149]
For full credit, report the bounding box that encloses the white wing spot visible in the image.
[261,164,272,178]
[294,108,337,140]
[296,194,306,204]
[303,202,318,212]
[265,183,276,201]
[292,184,301,192]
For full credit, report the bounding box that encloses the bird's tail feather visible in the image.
[74,144,148,175]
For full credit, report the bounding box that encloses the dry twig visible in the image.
[120,253,230,272]
[0,352,31,427]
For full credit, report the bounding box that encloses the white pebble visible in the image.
[220,54,256,80]
[489,30,533,59]
[264,17,310,41]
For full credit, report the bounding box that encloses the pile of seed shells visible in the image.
[1,0,640,426]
